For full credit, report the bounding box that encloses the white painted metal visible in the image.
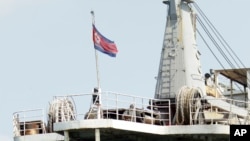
[205,96,248,117]
[64,131,69,141]
[14,133,64,141]
[53,119,229,135]
[155,0,205,99]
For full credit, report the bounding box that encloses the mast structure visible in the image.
[154,0,205,100]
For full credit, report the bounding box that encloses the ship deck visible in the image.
[54,119,229,135]
[14,119,229,141]
[13,91,249,141]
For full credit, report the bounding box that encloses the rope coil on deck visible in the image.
[175,86,202,125]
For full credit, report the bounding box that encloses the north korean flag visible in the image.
[92,24,118,57]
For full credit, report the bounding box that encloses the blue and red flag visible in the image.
[92,24,118,57]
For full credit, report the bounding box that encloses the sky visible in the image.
[0,0,250,140]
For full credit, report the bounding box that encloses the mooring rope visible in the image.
[175,86,201,125]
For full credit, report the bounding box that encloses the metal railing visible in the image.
[54,92,172,125]
[190,97,250,125]
[14,91,250,137]
[13,109,46,137]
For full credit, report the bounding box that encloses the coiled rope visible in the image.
[175,86,202,125]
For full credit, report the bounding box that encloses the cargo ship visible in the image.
[12,0,250,141]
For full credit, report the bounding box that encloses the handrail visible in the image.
[14,91,250,137]
[13,108,46,136]
[190,97,250,125]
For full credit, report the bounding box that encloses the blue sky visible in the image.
[0,0,249,140]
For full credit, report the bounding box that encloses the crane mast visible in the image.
[154,0,205,101]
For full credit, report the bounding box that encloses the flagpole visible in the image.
[91,10,101,89]
[91,10,101,141]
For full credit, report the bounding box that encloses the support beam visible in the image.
[95,129,100,141]
[64,131,69,141]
